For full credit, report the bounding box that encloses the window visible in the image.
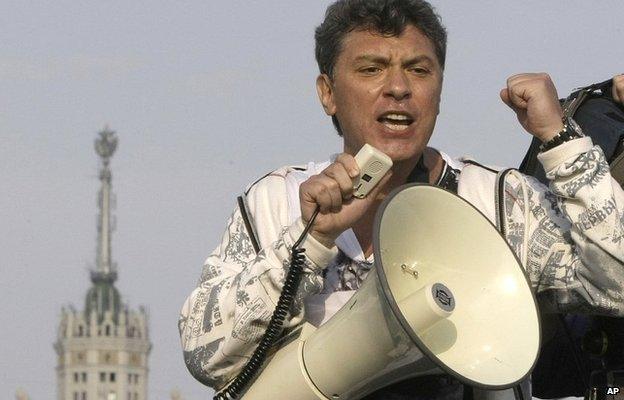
[134,374,139,384]
[74,372,79,382]
[100,372,106,382]
[127,374,132,384]
[129,353,140,366]
[110,372,116,382]
[82,372,87,382]
[105,325,111,336]
[81,392,87,400]
[78,326,84,336]
[73,392,78,400]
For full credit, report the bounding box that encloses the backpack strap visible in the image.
[238,165,311,255]
[237,195,260,254]
[494,168,516,235]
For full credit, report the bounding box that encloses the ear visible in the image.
[316,74,337,116]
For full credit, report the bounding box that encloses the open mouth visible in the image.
[377,112,414,131]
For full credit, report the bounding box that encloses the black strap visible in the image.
[407,154,461,193]
[244,166,307,195]
[237,196,260,254]
[406,154,430,183]
[463,159,499,174]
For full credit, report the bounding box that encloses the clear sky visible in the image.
[1,1,623,399]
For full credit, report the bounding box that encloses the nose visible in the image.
[383,68,411,101]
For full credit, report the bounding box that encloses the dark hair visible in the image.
[314,0,447,134]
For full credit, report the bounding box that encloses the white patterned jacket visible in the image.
[178,137,624,394]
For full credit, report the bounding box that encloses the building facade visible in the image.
[55,129,151,400]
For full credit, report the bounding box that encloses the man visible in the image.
[179,0,624,398]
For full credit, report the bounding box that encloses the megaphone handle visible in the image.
[214,207,320,400]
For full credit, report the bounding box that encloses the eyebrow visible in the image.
[353,54,436,67]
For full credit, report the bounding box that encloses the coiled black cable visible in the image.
[213,207,320,400]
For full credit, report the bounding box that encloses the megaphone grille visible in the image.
[374,184,541,388]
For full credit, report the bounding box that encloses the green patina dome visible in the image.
[85,270,121,325]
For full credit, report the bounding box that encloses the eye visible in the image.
[409,66,430,75]
[359,66,382,75]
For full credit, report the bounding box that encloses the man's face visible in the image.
[317,25,443,162]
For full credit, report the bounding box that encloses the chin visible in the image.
[377,142,423,163]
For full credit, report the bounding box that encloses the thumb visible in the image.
[500,88,513,109]
[500,87,527,115]
[363,169,393,203]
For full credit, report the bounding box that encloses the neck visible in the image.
[386,157,420,191]
[380,147,444,196]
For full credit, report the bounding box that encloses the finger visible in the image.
[326,179,343,213]
[507,82,529,109]
[501,86,525,113]
[323,162,356,199]
[313,180,335,214]
[362,169,393,203]
[506,73,531,85]
[300,177,330,213]
[334,153,360,180]
[316,175,343,213]
[506,75,526,107]
[507,72,550,86]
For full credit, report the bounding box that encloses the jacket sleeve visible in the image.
[503,137,624,315]
[178,172,337,390]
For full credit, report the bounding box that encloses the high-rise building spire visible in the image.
[87,127,121,325]
[94,126,118,280]
[55,127,151,400]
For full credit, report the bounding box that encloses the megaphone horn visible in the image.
[238,184,541,400]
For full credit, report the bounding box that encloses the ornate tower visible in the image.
[55,128,152,400]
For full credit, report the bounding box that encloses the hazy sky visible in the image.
[1,1,623,399]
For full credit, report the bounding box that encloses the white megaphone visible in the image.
[238,184,541,400]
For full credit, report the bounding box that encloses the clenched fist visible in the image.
[299,153,391,249]
[500,73,564,142]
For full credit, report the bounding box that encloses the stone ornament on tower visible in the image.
[94,126,118,165]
